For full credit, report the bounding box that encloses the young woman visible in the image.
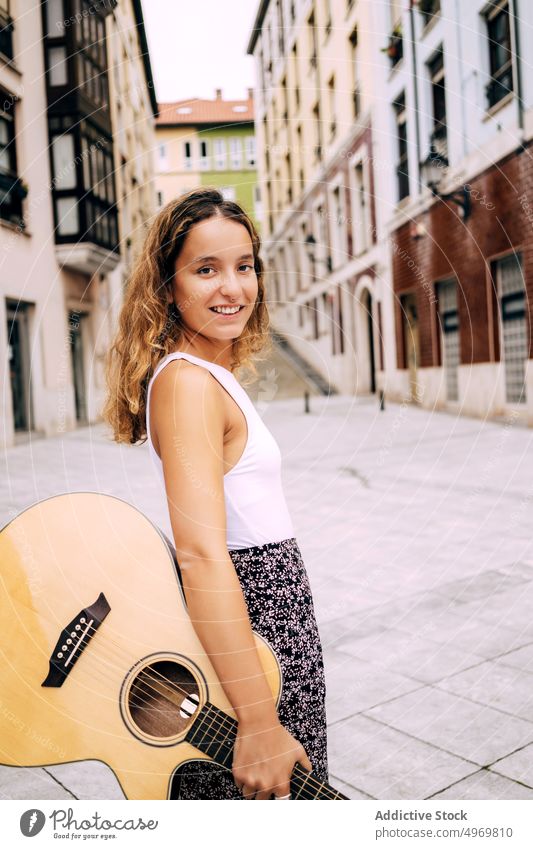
[103,187,328,800]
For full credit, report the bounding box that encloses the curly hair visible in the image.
[102,186,271,444]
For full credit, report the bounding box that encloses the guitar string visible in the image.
[58,621,338,799]
[86,649,337,800]
[81,652,336,800]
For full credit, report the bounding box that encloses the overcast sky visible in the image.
[142,1,258,103]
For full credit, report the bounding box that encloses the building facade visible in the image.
[380,0,533,426]
[155,89,261,231]
[248,0,533,426]
[1,0,156,448]
[247,0,397,397]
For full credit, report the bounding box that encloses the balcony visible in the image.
[54,195,120,275]
[383,27,403,67]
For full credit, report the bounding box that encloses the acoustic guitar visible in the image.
[0,493,347,800]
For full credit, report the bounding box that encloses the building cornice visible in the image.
[132,0,158,117]
[246,0,271,55]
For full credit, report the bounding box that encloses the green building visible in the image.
[155,88,262,232]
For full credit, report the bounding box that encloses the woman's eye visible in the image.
[197,264,253,275]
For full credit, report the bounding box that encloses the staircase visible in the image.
[270,329,337,397]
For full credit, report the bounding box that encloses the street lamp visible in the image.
[305,233,333,272]
[419,144,471,220]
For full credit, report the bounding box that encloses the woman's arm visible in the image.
[150,361,312,799]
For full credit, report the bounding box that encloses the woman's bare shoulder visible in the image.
[151,358,223,405]
[150,358,225,443]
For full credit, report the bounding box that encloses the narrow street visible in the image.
[1,390,532,800]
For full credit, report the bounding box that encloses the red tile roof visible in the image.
[156,92,255,126]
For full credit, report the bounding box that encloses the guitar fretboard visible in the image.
[185,701,348,799]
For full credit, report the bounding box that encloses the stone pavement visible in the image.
[1,391,533,801]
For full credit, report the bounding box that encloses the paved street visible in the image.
[1,390,533,800]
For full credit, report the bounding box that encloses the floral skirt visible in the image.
[170,537,329,799]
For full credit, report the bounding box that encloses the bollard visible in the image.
[304,391,310,413]
[379,389,385,411]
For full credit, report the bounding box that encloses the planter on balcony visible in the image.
[381,29,403,64]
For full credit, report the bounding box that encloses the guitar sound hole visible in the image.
[128,660,200,739]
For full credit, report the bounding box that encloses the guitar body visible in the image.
[0,493,281,800]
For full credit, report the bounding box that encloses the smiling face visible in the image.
[169,214,259,359]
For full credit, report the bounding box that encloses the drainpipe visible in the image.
[510,0,524,132]
[408,1,422,191]
[455,0,468,158]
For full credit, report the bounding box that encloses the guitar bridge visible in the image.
[42,592,111,687]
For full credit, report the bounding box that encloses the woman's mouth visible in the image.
[209,305,246,317]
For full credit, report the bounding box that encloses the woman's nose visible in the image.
[218,275,242,297]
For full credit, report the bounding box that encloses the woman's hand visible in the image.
[232,716,313,800]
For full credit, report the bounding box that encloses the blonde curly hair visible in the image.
[102,186,271,444]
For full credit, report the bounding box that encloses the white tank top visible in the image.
[145,351,295,550]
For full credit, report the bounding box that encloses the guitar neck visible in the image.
[185,701,348,800]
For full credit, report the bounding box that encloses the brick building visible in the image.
[393,143,533,420]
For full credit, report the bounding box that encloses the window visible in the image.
[349,27,360,118]
[328,75,336,139]
[183,140,192,170]
[199,139,209,170]
[56,196,79,235]
[387,0,403,67]
[312,297,319,339]
[428,47,447,161]
[0,91,15,175]
[493,253,527,403]
[254,184,262,219]
[331,184,346,268]
[230,137,242,169]
[292,43,300,109]
[158,143,169,171]
[0,89,25,225]
[308,12,317,69]
[45,0,65,37]
[156,191,163,207]
[393,92,409,201]
[311,202,328,275]
[436,279,459,401]
[281,75,289,122]
[245,135,256,167]
[48,45,68,86]
[296,125,303,187]
[51,134,76,189]
[419,0,441,25]
[332,287,345,355]
[276,0,284,54]
[313,102,321,162]
[485,1,514,108]
[0,0,14,60]
[214,138,226,170]
[324,0,331,37]
[285,151,292,203]
[353,160,370,255]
